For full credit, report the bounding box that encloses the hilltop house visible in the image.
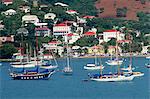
[103,30,125,42]
[19,6,30,13]
[54,2,69,7]
[22,15,39,25]
[83,15,95,19]
[0,21,4,30]
[2,9,16,16]
[2,0,13,6]
[35,27,51,37]
[64,33,80,44]
[44,13,56,20]
[66,10,78,15]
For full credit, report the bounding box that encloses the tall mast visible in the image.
[116,30,120,75]
[129,35,132,66]
[66,35,70,68]
[94,45,97,65]
[26,43,29,63]
[36,32,39,66]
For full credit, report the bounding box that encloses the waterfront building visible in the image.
[88,45,105,55]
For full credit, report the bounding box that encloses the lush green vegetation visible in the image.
[0,43,18,59]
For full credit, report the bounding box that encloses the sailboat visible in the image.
[89,29,134,82]
[121,35,144,77]
[40,49,58,69]
[146,56,150,59]
[84,45,104,70]
[106,47,123,66]
[145,64,150,68]
[10,34,55,80]
[62,33,73,75]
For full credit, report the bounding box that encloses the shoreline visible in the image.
[0,54,149,62]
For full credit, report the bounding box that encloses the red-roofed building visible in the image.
[103,30,125,42]
[66,10,78,14]
[117,40,131,43]
[84,31,96,36]
[2,0,13,5]
[53,23,71,36]
[83,15,95,19]
[35,27,51,37]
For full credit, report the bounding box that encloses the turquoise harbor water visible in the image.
[0,57,150,99]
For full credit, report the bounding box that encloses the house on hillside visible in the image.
[64,33,80,44]
[53,22,72,36]
[103,30,125,42]
[0,35,14,43]
[22,15,39,25]
[54,2,69,7]
[44,13,56,20]
[19,6,30,13]
[83,15,95,19]
[66,10,78,15]
[2,9,16,16]
[2,0,13,6]
[42,40,63,57]
[35,27,51,37]
[0,21,4,30]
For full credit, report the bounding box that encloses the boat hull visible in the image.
[84,66,104,70]
[91,75,134,82]
[10,71,54,80]
[106,60,123,65]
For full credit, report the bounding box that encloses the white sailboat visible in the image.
[63,33,73,75]
[121,35,144,77]
[11,43,36,68]
[146,56,150,59]
[90,29,134,82]
[40,49,58,69]
[84,45,104,70]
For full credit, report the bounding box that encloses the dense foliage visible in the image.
[0,44,18,59]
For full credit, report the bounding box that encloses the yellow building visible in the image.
[88,45,104,55]
[108,46,122,55]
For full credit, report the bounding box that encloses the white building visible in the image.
[43,40,63,56]
[35,27,51,37]
[2,0,13,6]
[141,46,150,54]
[53,23,72,36]
[19,6,30,13]
[66,10,78,15]
[64,33,80,44]
[3,9,16,16]
[44,13,56,20]
[103,30,125,42]
[22,15,39,24]
[54,2,69,7]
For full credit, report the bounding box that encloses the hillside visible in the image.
[95,0,150,20]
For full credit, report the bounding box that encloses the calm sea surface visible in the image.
[0,57,150,99]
